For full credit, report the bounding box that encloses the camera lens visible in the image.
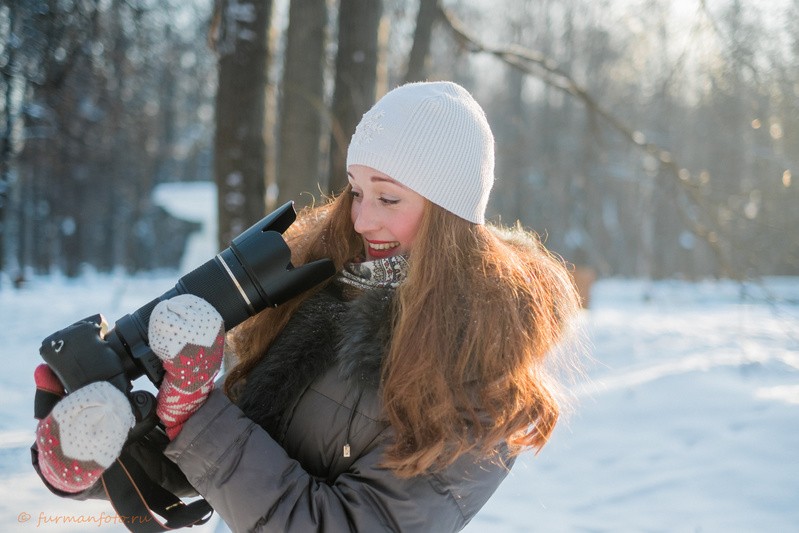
[111,230,294,386]
[109,202,334,388]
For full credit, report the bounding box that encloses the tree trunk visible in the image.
[276,0,327,209]
[327,0,383,194]
[213,0,273,249]
[404,0,439,83]
[0,0,18,285]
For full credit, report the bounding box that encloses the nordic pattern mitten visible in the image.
[36,381,135,493]
[148,294,224,440]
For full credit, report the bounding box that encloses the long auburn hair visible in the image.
[225,189,582,478]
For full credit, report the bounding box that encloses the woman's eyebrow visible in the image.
[347,171,409,190]
[371,175,412,190]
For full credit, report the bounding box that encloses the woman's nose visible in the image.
[353,200,378,234]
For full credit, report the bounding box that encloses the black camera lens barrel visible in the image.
[175,251,255,328]
[41,201,335,393]
[215,249,259,317]
[108,201,335,388]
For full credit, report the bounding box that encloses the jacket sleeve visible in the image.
[164,389,512,533]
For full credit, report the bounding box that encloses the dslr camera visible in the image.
[38,201,334,426]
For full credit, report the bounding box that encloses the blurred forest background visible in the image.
[0,0,797,287]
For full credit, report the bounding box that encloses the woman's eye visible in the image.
[349,189,362,200]
[379,197,399,206]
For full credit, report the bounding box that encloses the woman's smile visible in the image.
[365,239,401,259]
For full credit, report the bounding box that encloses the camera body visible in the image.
[32,201,335,528]
[39,201,335,400]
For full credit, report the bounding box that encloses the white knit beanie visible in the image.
[346,81,495,224]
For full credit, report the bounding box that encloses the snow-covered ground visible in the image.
[2,275,797,532]
[469,278,799,532]
[1,183,796,531]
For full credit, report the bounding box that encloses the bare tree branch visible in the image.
[439,6,737,278]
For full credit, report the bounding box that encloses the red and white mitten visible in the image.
[35,379,135,493]
[149,294,224,440]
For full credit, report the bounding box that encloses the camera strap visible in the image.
[101,449,213,532]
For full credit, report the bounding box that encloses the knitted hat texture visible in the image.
[346,81,495,224]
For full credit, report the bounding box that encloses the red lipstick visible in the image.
[364,239,399,260]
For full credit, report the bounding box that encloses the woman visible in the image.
[33,81,582,531]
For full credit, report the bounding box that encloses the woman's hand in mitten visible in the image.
[35,379,135,493]
[148,294,224,440]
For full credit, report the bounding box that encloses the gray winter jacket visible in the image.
[164,283,514,532]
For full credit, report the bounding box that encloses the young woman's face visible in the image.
[348,165,426,261]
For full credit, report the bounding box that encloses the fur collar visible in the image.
[235,283,394,437]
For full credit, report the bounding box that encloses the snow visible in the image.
[1,183,797,531]
[466,279,799,532]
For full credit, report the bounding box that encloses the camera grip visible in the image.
[40,314,131,394]
[127,390,159,443]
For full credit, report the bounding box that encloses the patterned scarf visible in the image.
[337,255,409,291]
